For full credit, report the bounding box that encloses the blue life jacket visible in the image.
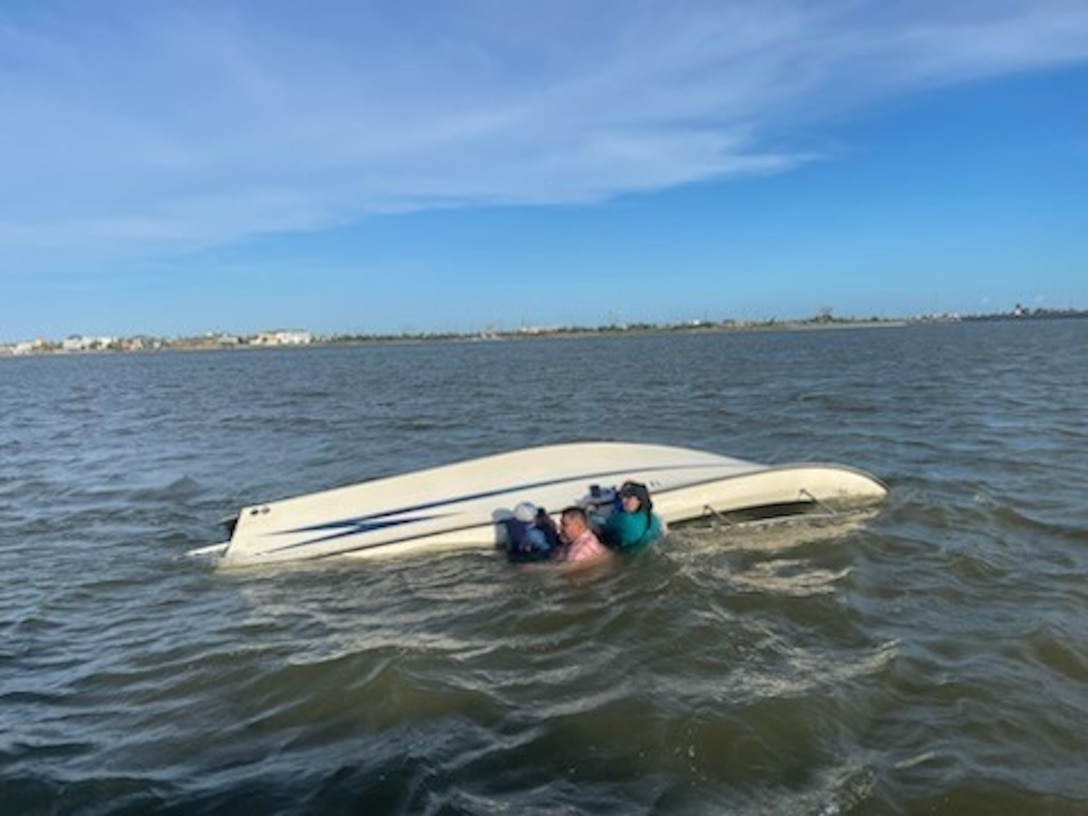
[500,512,562,563]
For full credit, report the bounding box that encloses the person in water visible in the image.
[557,505,611,567]
[500,501,562,563]
[601,480,663,553]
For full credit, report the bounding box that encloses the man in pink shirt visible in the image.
[558,506,611,568]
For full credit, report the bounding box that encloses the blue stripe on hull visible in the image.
[259,461,731,556]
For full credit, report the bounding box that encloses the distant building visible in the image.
[61,335,114,352]
[251,330,313,346]
[12,339,49,355]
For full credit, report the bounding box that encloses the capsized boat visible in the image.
[188,442,887,567]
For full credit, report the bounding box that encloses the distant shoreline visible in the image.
[3,311,1086,357]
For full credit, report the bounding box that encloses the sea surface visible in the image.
[2,320,1086,815]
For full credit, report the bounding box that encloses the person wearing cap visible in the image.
[500,501,561,563]
[602,480,663,553]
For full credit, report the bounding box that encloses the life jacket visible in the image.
[500,509,562,563]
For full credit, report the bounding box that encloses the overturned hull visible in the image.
[193,442,887,567]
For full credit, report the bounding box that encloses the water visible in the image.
[2,321,1086,815]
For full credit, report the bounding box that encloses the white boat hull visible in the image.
[198,442,886,567]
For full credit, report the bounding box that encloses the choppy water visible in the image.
[2,321,1086,815]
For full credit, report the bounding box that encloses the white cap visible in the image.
[514,502,538,522]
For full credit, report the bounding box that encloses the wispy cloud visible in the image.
[2,0,1087,270]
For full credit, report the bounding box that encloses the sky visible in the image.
[2,0,1086,341]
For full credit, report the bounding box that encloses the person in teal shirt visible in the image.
[602,480,663,553]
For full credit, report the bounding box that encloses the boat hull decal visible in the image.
[264,462,730,555]
[268,513,450,552]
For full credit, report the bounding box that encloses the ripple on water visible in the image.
[3,324,1088,813]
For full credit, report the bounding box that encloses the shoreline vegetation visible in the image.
[3,306,1085,357]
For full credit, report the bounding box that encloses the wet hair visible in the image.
[618,481,653,520]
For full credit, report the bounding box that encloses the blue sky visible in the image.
[2,1,1086,341]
